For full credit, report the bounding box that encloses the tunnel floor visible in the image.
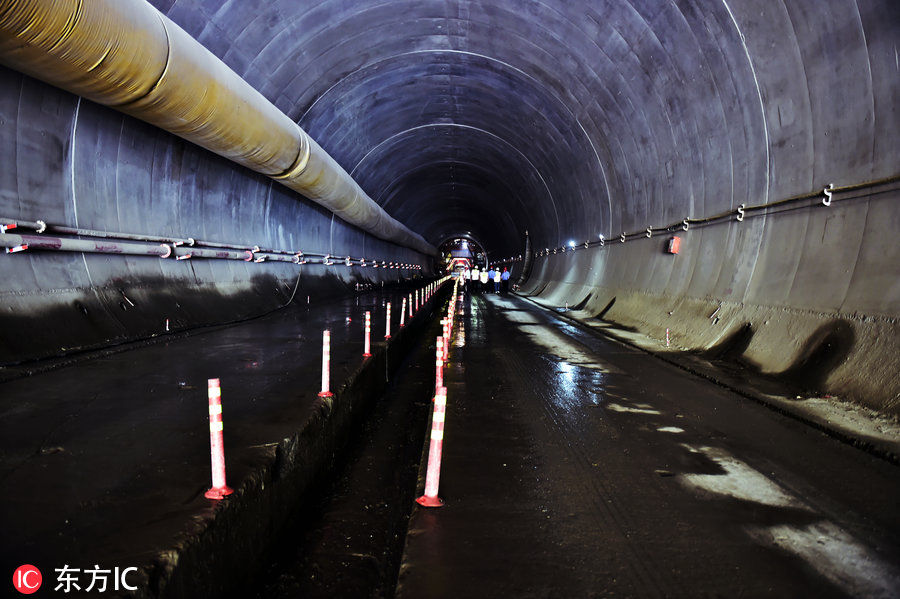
[396,290,900,598]
[2,284,899,597]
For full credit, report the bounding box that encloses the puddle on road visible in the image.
[454,318,466,348]
[548,360,604,410]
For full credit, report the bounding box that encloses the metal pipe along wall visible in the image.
[0,0,436,257]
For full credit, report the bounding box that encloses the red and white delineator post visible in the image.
[400,298,407,328]
[417,385,448,507]
[435,336,444,392]
[443,319,451,360]
[204,378,234,500]
[363,311,372,357]
[318,330,334,398]
[385,302,392,339]
[408,293,413,318]
[415,289,420,312]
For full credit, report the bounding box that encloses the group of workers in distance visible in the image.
[461,265,511,294]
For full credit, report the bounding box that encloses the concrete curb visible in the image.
[134,284,452,599]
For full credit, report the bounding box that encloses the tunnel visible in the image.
[1,1,899,597]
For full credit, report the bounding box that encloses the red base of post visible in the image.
[205,485,234,500]
[363,353,372,358]
[318,391,334,398]
[416,495,444,508]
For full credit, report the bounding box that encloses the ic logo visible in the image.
[12,565,42,594]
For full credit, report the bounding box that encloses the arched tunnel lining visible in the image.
[0,0,898,409]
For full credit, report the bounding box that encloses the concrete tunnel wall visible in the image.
[0,65,427,363]
[0,0,898,410]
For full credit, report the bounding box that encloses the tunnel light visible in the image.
[568,240,576,248]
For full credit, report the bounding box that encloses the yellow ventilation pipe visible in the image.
[0,0,436,256]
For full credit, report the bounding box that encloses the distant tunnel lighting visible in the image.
[568,240,576,247]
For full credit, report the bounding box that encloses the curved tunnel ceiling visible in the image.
[158,0,771,258]
[152,0,892,263]
[139,0,884,253]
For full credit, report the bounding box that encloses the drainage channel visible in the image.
[247,310,444,598]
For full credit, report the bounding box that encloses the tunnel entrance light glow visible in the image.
[439,236,487,270]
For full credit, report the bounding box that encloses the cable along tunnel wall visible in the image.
[0,65,430,365]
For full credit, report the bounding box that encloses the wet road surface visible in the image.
[398,291,900,598]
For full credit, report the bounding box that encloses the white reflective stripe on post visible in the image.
[436,336,444,391]
[318,330,334,397]
[363,311,371,357]
[443,319,450,359]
